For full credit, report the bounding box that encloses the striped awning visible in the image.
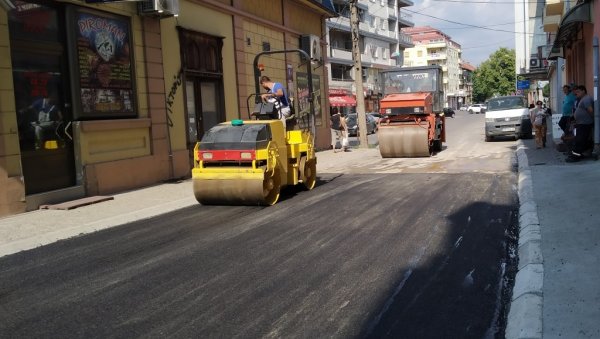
[329,95,356,107]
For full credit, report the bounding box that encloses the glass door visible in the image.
[9,2,76,194]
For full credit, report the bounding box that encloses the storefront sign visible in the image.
[72,8,135,118]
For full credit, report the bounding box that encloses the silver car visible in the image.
[484,96,532,141]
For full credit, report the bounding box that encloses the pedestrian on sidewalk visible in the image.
[566,85,595,162]
[330,108,349,152]
[559,84,576,137]
[530,101,549,149]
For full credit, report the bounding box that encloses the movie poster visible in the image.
[74,10,135,117]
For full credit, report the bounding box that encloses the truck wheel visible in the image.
[432,139,442,152]
[469,110,473,114]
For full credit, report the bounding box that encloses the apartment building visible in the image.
[401,26,463,109]
[460,62,476,107]
[326,0,414,113]
[514,0,549,105]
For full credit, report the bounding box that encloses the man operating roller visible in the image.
[260,76,291,131]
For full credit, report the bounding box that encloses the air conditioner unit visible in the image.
[529,58,539,68]
[300,34,322,62]
[138,0,179,17]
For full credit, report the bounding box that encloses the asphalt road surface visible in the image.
[0,112,519,338]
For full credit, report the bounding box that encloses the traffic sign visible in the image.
[517,80,530,90]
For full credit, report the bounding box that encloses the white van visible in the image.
[484,96,533,141]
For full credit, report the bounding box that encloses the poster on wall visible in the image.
[72,8,135,118]
[296,72,322,128]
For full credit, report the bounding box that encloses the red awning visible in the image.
[329,95,356,107]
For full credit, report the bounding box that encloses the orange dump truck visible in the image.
[377,66,446,157]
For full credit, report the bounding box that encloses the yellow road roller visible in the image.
[378,65,446,157]
[192,49,317,206]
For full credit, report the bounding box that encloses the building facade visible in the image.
[402,26,463,109]
[0,0,336,217]
[459,62,475,107]
[325,0,414,114]
[514,0,551,104]
[541,0,596,138]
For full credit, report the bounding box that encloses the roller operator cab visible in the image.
[377,66,446,157]
[191,49,317,206]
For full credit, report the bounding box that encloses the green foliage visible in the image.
[472,48,516,103]
[542,83,550,97]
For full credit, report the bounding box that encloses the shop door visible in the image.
[9,3,76,195]
[185,78,224,162]
[179,29,225,165]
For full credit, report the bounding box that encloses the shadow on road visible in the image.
[361,200,519,338]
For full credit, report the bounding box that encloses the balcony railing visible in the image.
[428,53,447,60]
[331,77,354,83]
[330,48,353,60]
[400,12,412,21]
[398,32,413,45]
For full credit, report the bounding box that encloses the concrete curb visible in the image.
[506,140,544,339]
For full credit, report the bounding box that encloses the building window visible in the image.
[417,50,423,57]
[404,51,410,58]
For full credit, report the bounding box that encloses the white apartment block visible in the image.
[514,0,551,104]
[402,26,463,109]
[326,0,414,112]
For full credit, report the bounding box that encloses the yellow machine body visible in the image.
[192,120,316,206]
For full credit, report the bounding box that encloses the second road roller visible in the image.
[377,65,446,157]
[192,50,317,206]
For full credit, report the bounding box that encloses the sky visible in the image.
[406,0,520,66]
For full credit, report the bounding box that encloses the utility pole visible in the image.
[350,0,369,148]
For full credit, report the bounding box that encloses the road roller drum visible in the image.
[378,123,430,157]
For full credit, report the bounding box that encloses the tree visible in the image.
[472,48,516,103]
[542,83,550,97]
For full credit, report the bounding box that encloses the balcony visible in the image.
[398,0,414,8]
[398,11,414,28]
[545,0,564,16]
[543,7,561,33]
[330,48,353,60]
[426,42,447,49]
[428,53,447,60]
[398,32,414,48]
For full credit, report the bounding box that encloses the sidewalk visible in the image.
[507,135,600,339]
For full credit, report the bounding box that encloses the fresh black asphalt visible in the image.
[0,172,518,338]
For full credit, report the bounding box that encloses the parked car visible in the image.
[467,103,485,114]
[443,107,455,118]
[367,112,383,123]
[459,105,468,111]
[345,113,378,136]
[484,95,532,141]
